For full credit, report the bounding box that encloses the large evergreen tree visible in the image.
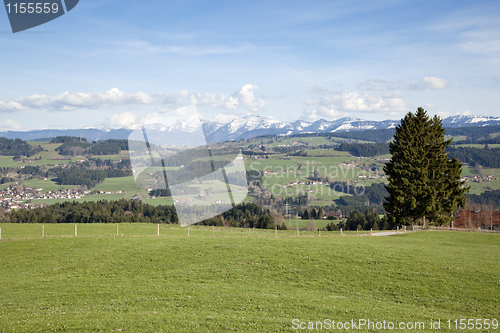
[383,108,468,226]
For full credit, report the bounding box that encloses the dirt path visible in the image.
[371,231,406,236]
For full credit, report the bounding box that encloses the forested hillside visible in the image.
[0,138,42,157]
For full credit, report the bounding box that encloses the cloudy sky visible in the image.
[0,0,499,131]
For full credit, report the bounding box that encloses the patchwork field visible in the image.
[0,229,498,332]
[2,134,499,209]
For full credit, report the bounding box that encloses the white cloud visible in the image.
[189,92,228,108]
[5,88,153,111]
[159,84,267,111]
[302,89,407,121]
[140,112,161,125]
[0,100,25,112]
[188,84,267,111]
[303,101,347,122]
[234,84,267,110]
[158,89,189,107]
[456,110,471,116]
[214,113,240,124]
[423,77,451,90]
[0,119,22,130]
[437,111,451,118]
[0,85,267,116]
[105,112,136,128]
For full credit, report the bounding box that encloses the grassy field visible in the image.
[0,228,498,332]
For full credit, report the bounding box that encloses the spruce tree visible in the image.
[310,207,318,219]
[383,107,468,226]
[317,207,324,220]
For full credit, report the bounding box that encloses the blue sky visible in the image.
[0,0,499,130]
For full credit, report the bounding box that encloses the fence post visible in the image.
[157,224,160,236]
[297,227,299,237]
[75,224,77,237]
[248,227,250,237]
[318,228,321,237]
[0,228,2,240]
[370,228,373,236]
[340,228,342,236]
[397,226,399,233]
[275,226,277,237]
[116,223,119,236]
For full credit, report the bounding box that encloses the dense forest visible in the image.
[323,210,393,231]
[9,199,178,224]
[447,147,500,168]
[50,136,88,143]
[467,189,500,208]
[7,200,275,228]
[88,139,129,155]
[54,138,130,156]
[55,142,92,155]
[196,202,276,229]
[335,143,389,157]
[343,210,389,230]
[0,138,43,157]
[446,126,500,142]
[328,129,396,143]
[49,166,132,188]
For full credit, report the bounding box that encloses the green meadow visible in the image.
[0,228,498,332]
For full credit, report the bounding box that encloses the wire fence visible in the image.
[2,224,495,241]
[0,223,388,241]
[412,225,499,233]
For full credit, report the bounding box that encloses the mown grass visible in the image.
[0,230,498,332]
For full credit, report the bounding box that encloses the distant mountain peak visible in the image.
[2,114,500,143]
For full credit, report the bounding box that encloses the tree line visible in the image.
[196,202,276,229]
[0,137,43,157]
[6,200,275,229]
[49,167,131,188]
[55,138,130,156]
[467,189,500,209]
[324,210,394,231]
[8,199,178,224]
[447,146,500,168]
[335,143,389,157]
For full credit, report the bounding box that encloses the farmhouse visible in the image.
[324,211,343,219]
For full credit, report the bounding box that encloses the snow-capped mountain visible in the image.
[208,116,288,142]
[1,115,500,143]
[205,116,401,142]
[443,115,500,127]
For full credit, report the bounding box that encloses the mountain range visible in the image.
[1,115,500,145]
